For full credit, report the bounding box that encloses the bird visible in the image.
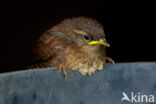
[31,17,114,80]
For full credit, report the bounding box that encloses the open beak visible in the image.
[88,38,110,47]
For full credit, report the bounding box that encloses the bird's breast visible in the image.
[64,46,106,75]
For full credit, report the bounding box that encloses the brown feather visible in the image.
[31,17,114,75]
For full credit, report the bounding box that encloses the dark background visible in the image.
[0,1,155,73]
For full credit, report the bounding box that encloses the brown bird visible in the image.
[32,17,114,79]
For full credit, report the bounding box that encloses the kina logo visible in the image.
[121,92,154,103]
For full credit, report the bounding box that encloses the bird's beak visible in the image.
[88,38,110,47]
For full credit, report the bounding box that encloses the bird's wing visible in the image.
[32,30,72,65]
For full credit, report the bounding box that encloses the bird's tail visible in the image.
[27,59,53,69]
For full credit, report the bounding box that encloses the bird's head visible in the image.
[73,29,110,48]
[52,17,110,52]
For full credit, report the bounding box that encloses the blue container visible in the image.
[0,62,156,104]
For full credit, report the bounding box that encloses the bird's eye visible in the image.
[84,35,89,40]
[83,35,91,41]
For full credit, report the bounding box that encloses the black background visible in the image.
[0,1,155,73]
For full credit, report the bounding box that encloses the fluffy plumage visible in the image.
[32,17,114,78]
